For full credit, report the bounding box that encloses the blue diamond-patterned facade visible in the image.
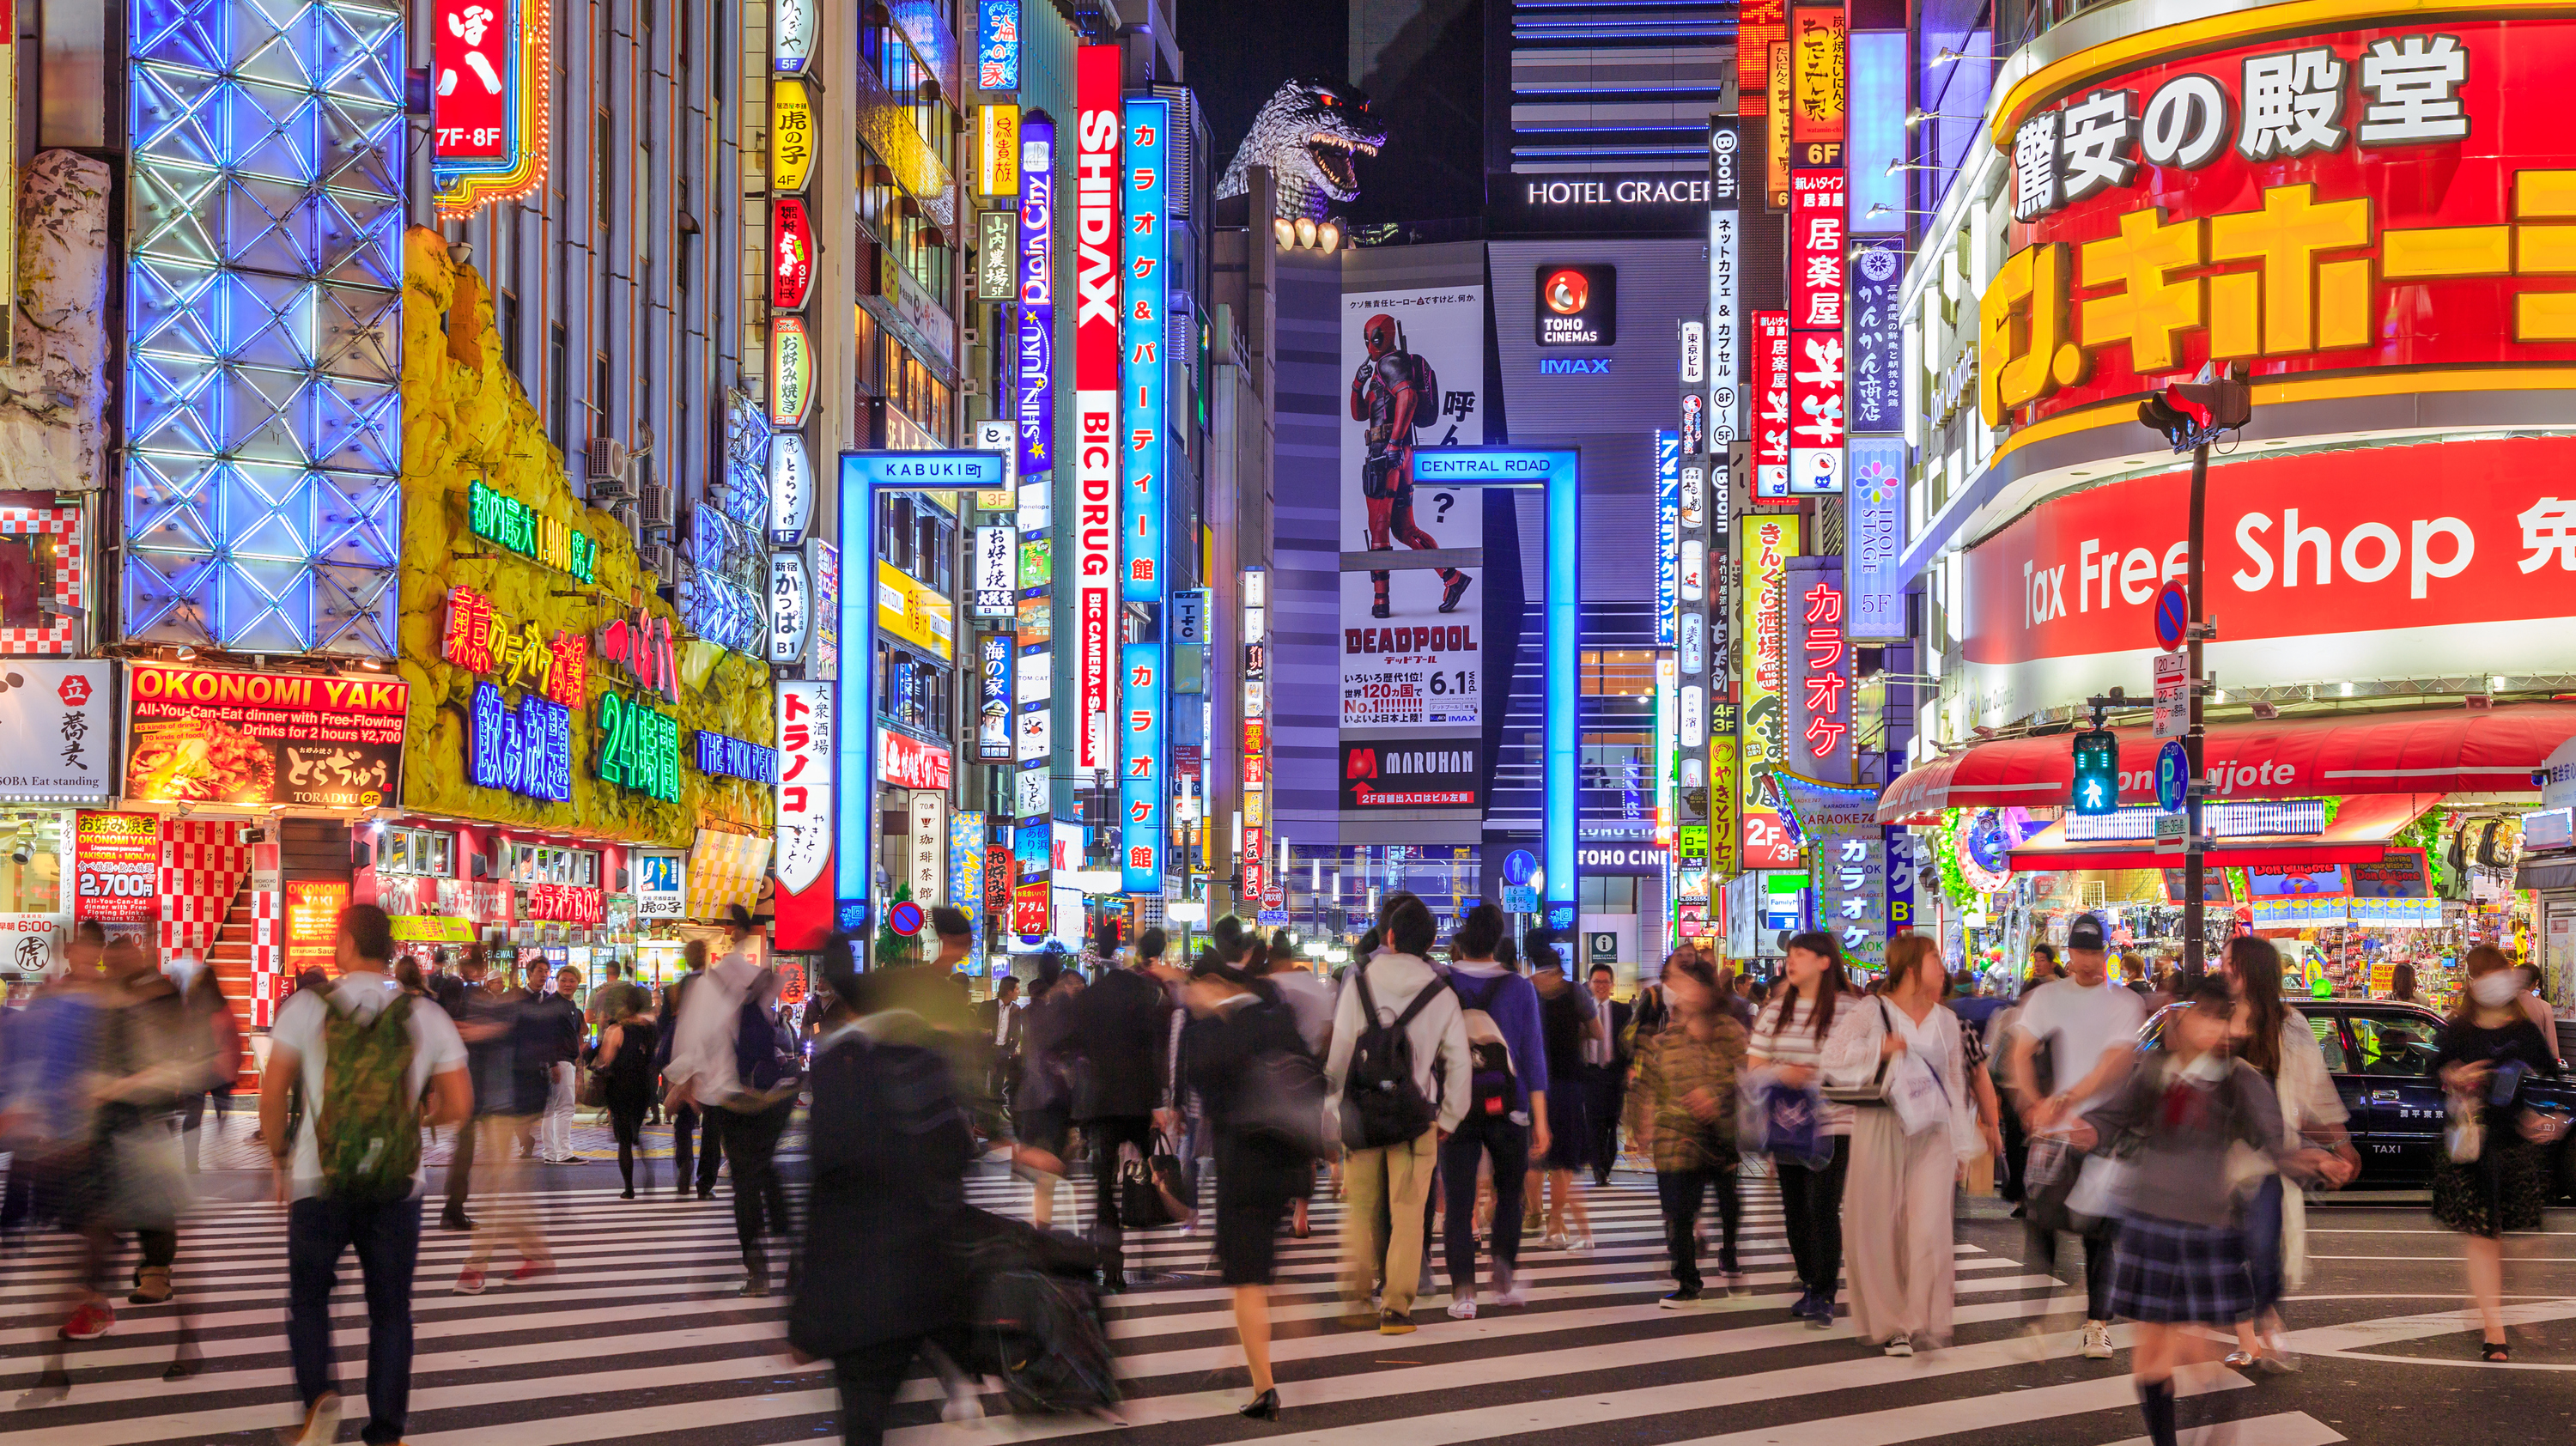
[123,0,406,656]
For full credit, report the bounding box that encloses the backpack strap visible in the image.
[1451,973,1503,1014]
[1353,964,1380,1023]
[1392,975,1441,1031]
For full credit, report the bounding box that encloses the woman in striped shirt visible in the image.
[1748,931,1859,1327]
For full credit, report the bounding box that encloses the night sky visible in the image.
[1180,0,1489,228]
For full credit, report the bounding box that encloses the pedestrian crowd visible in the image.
[1,897,2565,1446]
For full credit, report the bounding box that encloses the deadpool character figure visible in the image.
[1350,313,1470,619]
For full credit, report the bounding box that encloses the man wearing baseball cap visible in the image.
[2006,913,2145,1361]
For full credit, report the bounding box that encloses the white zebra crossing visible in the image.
[0,1170,2440,1446]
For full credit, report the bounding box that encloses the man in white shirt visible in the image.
[259,903,470,1446]
[666,905,795,1295]
[2007,913,2146,1360]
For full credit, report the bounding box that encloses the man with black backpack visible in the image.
[1323,894,1469,1334]
[260,903,470,1446]
[668,905,800,1296]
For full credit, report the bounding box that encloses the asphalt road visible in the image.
[2,1159,2566,1446]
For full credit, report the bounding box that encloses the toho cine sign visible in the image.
[1980,15,2576,434]
[1961,435,2576,722]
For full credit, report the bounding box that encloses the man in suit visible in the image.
[1585,963,1634,1185]
[977,975,1024,1120]
[1065,927,1181,1291]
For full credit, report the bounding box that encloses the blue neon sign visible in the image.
[1655,430,1680,647]
[1410,447,1582,928]
[976,0,1021,90]
[838,451,1011,930]
[695,730,779,786]
[1119,98,1170,891]
[1018,117,1055,478]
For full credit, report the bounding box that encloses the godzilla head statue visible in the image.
[1216,77,1388,223]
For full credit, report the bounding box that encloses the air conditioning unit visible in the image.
[636,541,677,582]
[585,438,629,479]
[638,480,676,534]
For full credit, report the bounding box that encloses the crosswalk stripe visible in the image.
[2094,1414,2344,1446]
[6,1167,2409,1446]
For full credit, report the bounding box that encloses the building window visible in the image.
[876,494,953,590]
[1580,649,1657,697]
[1579,875,1638,913]
[380,828,456,877]
[508,843,598,886]
[875,641,951,734]
[854,304,881,396]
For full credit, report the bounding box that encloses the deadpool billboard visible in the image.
[1341,739,1482,810]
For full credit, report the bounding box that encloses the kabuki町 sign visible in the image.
[1984,18,2576,434]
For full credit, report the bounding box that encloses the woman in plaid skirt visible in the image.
[2064,977,2343,1446]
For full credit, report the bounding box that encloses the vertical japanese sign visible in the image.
[1121,641,1164,891]
[430,0,548,216]
[908,793,946,908]
[1787,559,1851,779]
[1739,0,1785,116]
[1656,431,1682,647]
[1016,115,1056,479]
[971,525,1016,617]
[773,681,833,948]
[75,811,159,925]
[1788,169,1847,494]
[1708,118,1741,450]
[1849,239,1903,432]
[1846,436,1906,641]
[1073,46,1122,777]
[977,633,1013,761]
[1121,97,1170,893]
[949,813,986,966]
[1753,311,1790,498]
[976,0,1020,89]
[1789,6,1849,150]
[1740,515,1801,867]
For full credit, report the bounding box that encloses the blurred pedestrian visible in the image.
[1529,942,1601,1250]
[1633,948,1748,1309]
[1250,932,1335,1239]
[537,965,585,1162]
[1441,903,1547,1316]
[1012,953,1078,1230]
[178,964,242,1173]
[586,958,649,1031]
[1586,963,1632,1186]
[1182,946,1318,1419]
[1062,914,1180,1292]
[437,948,497,1231]
[789,935,976,1446]
[2007,912,2144,1360]
[2434,944,2568,1361]
[1749,930,1857,1327]
[2217,935,2358,1370]
[1323,893,1467,1334]
[453,956,550,1292]
[669,905,800,1295]
[261,903,471,1446]
[659,940,724,1200]
[590,988,660,1198]
[1827,934,1998,1354]
[2069,976,2340,1446]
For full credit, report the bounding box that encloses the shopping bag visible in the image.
[2064,1151,2136,1225]
[1115,1137,1193,1230]
[1886,1050,1952,1137]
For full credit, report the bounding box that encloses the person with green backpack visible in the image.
[259,902,471,1446]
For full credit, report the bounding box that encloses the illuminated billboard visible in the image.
[1120,97,1170,890]
[1074,46,1121,777]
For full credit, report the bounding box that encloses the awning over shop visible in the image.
[1880,702,2576,823]
[2006,793,2427,873]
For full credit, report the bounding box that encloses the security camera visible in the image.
[9,842,29,866]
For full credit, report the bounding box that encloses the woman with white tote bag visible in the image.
[1822,935,2001,1355]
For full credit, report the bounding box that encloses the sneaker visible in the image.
[2014,1321,2052,1362]
[1884,1334,1914,1358]
[1564,1234,1595,1255]
[1492,1270,1528,1309]
[1719,1268,1747,1296]
[1378,1310,1417,1335]
[1805,1294,1837,1329]
[507,1260,553,1286]
[1789,1289,1817,1321]
[440,1209,473,1232]
[2081,1320,2115,1359]
[1447,1297,1479,1321]
[453,1265,487,1296]
[1660,1287,1707,1309]
[279,1390,340,1446]
[59,1300,113,1340]
[1538,1233,1569,1252]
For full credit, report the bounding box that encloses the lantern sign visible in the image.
[771,77,815,193]
[976,105,1020,199]
[767,433,813,546]
[774,0,816,74]
[770,316,813,428]
[431,0,550,216]
[769,550,811,664]
[771,197,815,311]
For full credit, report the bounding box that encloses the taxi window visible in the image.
[2348,1012,2443,1076]
[2308,1014,2348,1071]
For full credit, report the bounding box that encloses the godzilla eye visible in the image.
[1321,94,1339,106]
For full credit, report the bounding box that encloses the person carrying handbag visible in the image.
[1822,935,2001,1355]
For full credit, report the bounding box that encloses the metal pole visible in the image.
[2182,439,2209,980]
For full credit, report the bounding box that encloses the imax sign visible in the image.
[1539,357,1613,375]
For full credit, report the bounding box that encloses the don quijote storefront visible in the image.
[1891,7,2576,1004]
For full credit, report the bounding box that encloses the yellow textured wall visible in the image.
[399,227,771,848]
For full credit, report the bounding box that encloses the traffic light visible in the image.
[2137,361,2251,453]
[2070,728,2120,816]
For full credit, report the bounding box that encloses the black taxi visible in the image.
[2138,999,2576,1196]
